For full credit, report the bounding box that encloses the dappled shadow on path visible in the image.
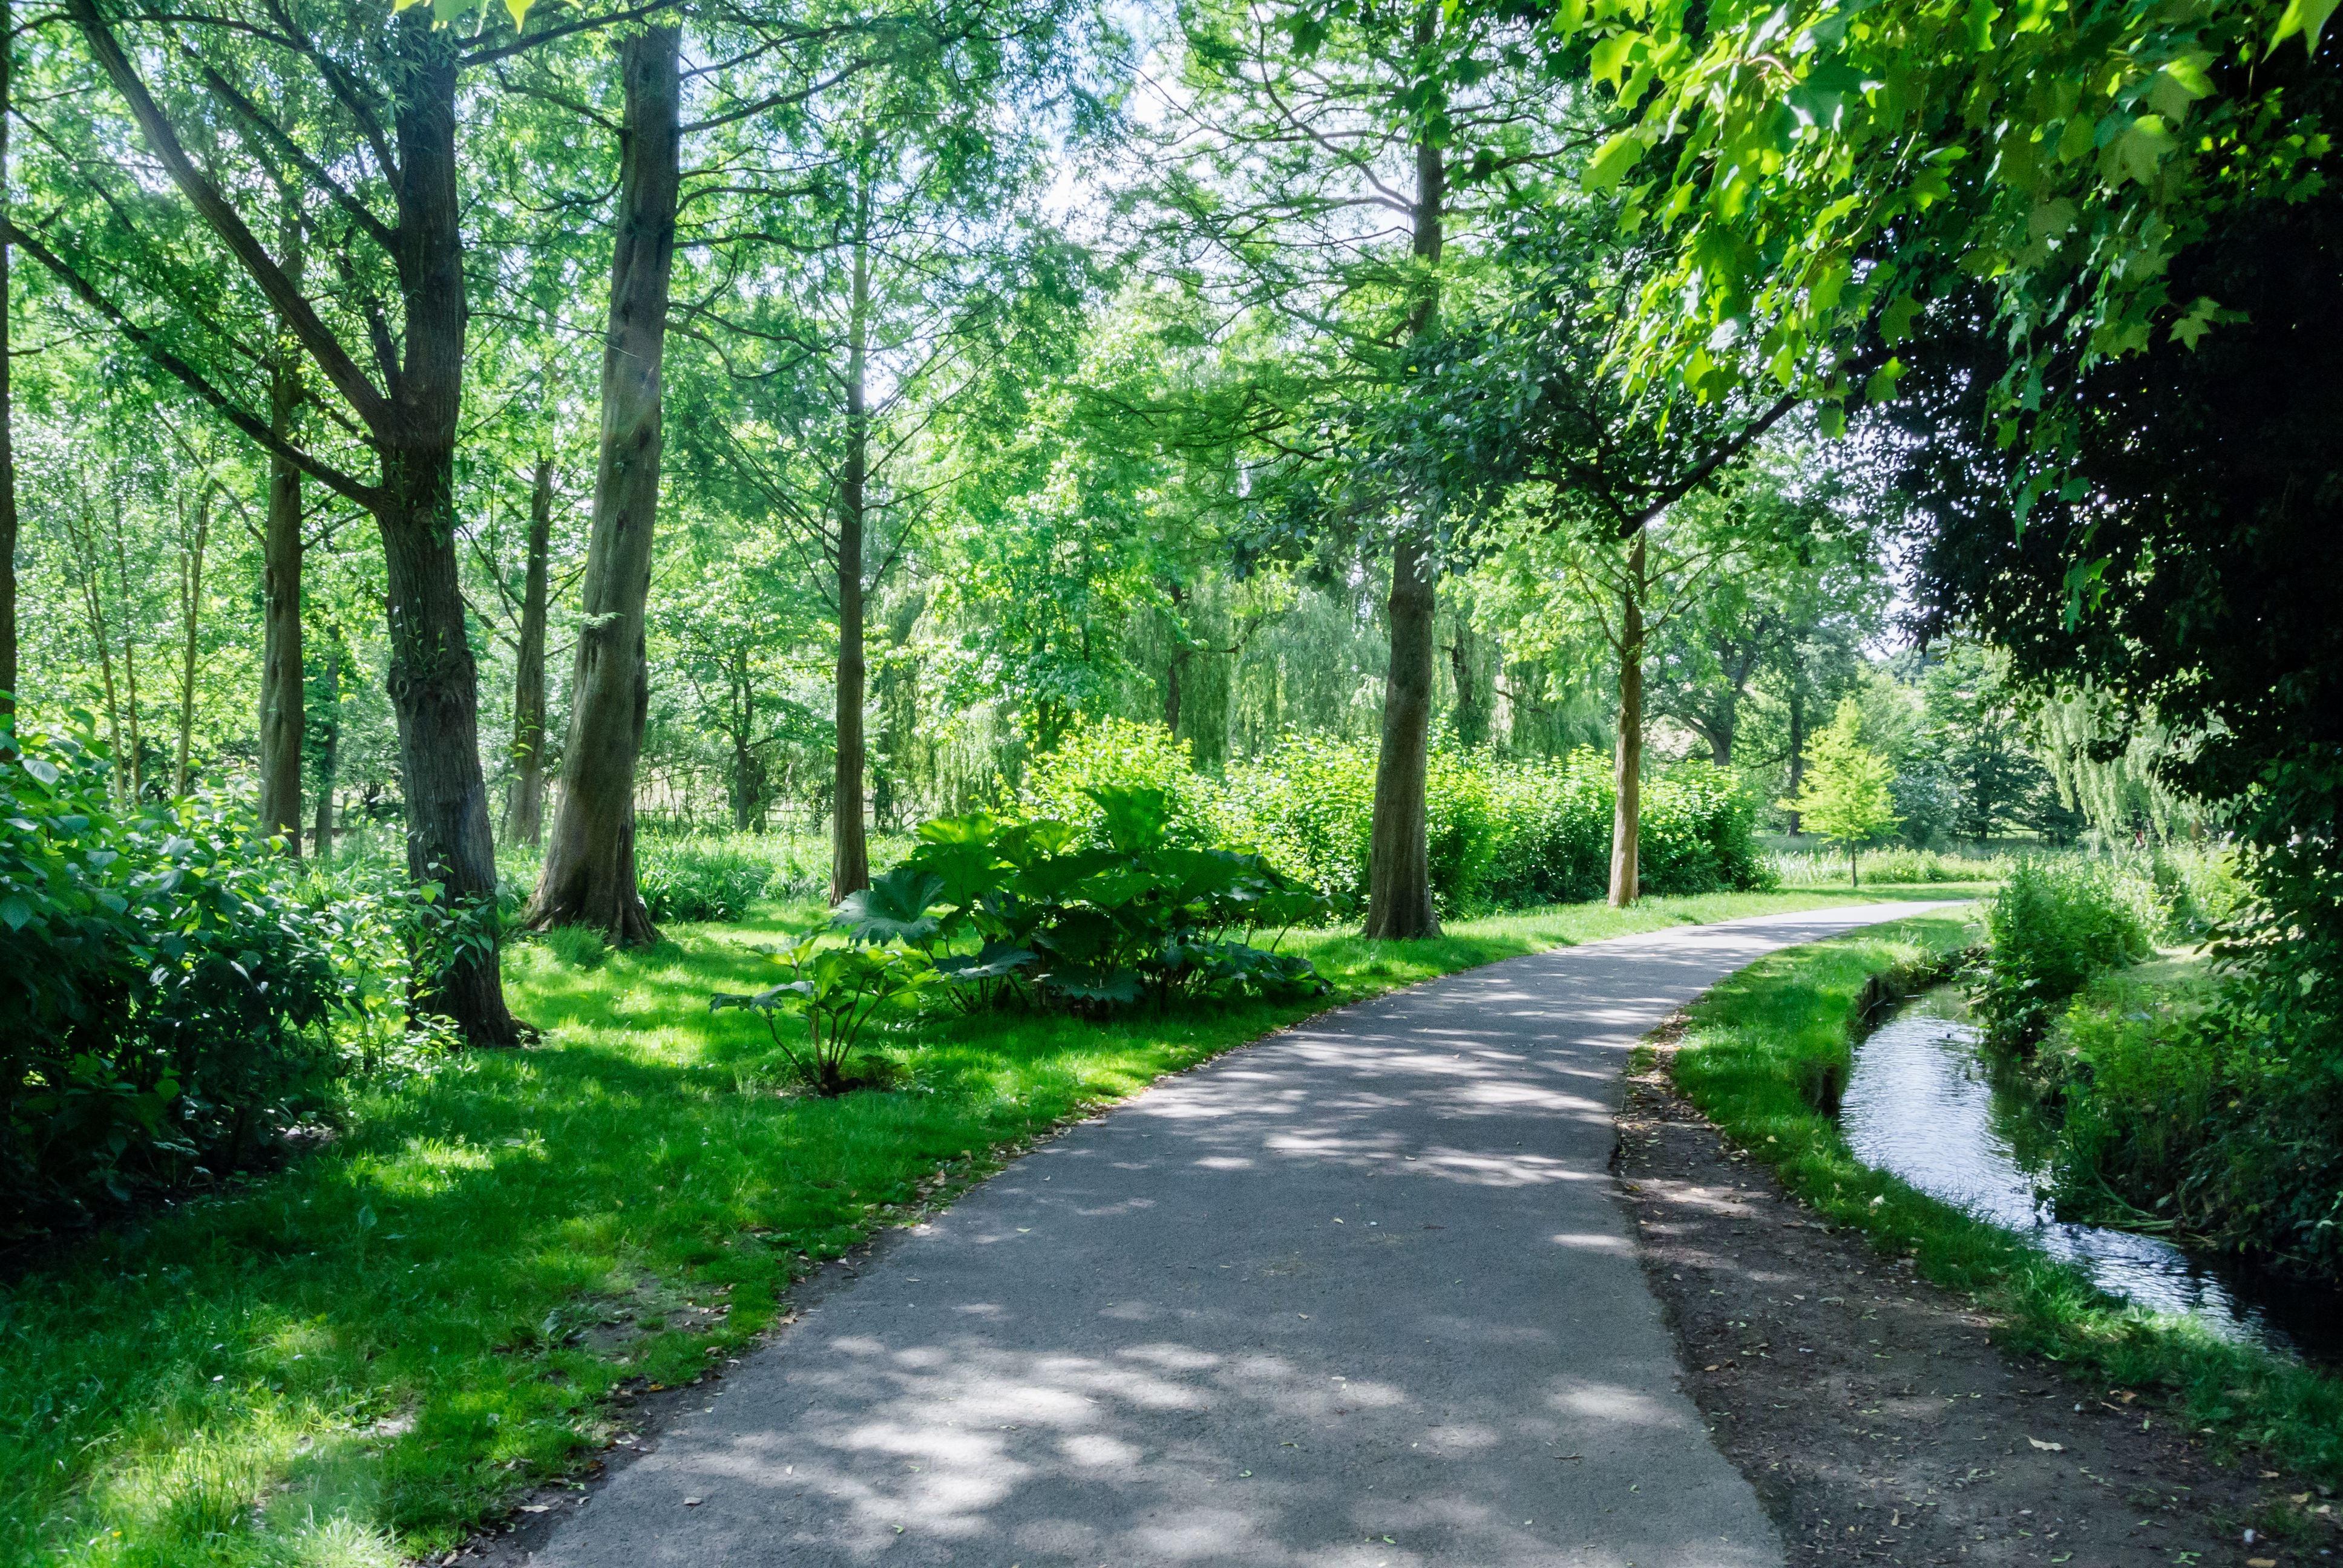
[539,909,1947,1568]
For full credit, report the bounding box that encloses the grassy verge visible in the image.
[1666,912,2343,1488]
[1,884,1959,1568]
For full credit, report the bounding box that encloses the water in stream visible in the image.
[1842,987,2336,1359]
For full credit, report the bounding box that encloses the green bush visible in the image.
[831,786,1334,1013]
[2042,967,2343,1285]
[1975,857,2158,1051]
[1020,716,1226,848]
[1,729,355,1230]
[1769,844,2016,886]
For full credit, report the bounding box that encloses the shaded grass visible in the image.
[2,883,1958,1567]
[1668,913,2343,1487]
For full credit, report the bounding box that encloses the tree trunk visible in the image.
[0,0,16,720]
[373,28,517,1044]
[111,497,143,802]
[528,24,680,945]
[1366,532,1440,938]
[258,232,304,844]
[505,452,552,846]
[1785,668,1806,835]
[1365,112,1445,941]
[312,634,339,859]
[1608,527,1647,907]
[829,185,872,904]
[173,485,211,797]
[1449,618,1490,750]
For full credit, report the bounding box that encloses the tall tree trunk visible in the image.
[0,0,17,721]
[830,184,872,904]
[505,453,552,846]
[373,28,517,1044]
[312,634,339,859]
[110,497,143,802]
[257,222,304,847]
[1364,108,1446,941]
[173,486,211,797]
[1366,532,1439,937]
[528,24,680,944]
[1784,665,1806,834]
[1608,527,1647,907]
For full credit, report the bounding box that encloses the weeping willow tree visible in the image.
[2037,690,2207,846]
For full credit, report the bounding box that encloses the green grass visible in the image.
[1667,913,2343,1489]
[1,883,1959,1568]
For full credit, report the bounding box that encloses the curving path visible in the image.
[535,903,1962,1568]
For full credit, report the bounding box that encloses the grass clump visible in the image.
[1666,913,2343,1482]
[0,884,1944,1567]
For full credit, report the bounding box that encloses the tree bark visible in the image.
[829,183,872,904]
[110,495,144,802]
[372,29,518,1043]
[173,485,211,797]
[312,633,339,859]
[257,225,304,845]
[1364,100,1446,941]
[1784,665,1806,834]
[528,25,680,946]
[505,452,552,846]
[1449,617,1490,750]
[0,0,16,720]
[1366,532,1440,938]
[1608,526,1647,907]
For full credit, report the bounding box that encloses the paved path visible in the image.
[537,903,1961,1568]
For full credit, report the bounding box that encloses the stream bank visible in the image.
[1618,1043,2342,1566]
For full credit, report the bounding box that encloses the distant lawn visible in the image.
[0,884,1965,1568]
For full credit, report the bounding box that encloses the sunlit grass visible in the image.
[1669,913,2343,1485]
[1,883,1964,1566]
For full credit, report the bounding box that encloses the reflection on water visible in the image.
[1843,988,2327,1356]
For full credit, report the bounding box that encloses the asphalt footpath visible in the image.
[533,901,1964,1568]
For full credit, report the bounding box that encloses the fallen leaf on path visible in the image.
[2028,1438,2065,1452]
[683,1497,703,1506]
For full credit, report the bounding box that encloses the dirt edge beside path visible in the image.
[1615,1026,2342,1568]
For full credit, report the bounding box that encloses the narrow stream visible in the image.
[1841,987,2339,1360]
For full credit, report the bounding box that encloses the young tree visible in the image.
[1784,697,1899,886]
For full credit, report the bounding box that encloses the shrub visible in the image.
[1,730,354,1230]
[1020,716,1225,848]
[2042,967,2343,1285]
[1974,857,2158,1051]
[830,786,1334,1013]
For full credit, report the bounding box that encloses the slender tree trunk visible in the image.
[829,186,872,903]
[257,223,304,847]
[0,0,17,719]
[529,25,680,944]
[1366,532,1440,937]
[1785,668,1806,835]
[1450,618,1490,750]
[68,509,122,786]
[110,498,143,802]
[1364,108,1446,941]
[373,29,517,1044]
[1608,528,1647,907]
[173,486,211,797]
[312,635,339,860]
[505,453,552,846]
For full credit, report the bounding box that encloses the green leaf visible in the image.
[0,894,31,930]
[2271,0,2340,53]
[1583,131,1643,194]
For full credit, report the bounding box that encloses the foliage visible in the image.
[1216,734,1769,914]
[637,841,785,924]
[1781,698,1899,883]
[712,939,935,1095]
[1018,716,1224,847]
[1,727,351,1231]
[841,786,1335,1012]
[2040,959,2343,1286]
[1768,844,2012,887]
[1974,857,2159,1052]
